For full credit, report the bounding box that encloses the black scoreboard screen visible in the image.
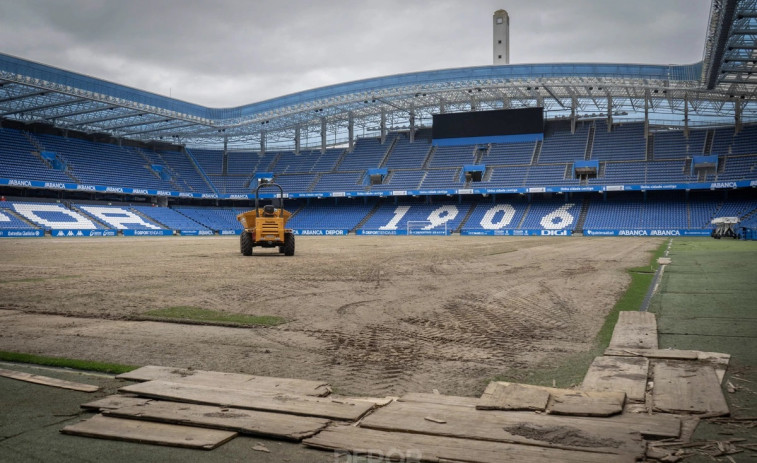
[432,107,544,140]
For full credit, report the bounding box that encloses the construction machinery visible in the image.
[236,182,295,256]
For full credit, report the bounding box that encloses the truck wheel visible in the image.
[283,233,295,256]
[240,232,253,256]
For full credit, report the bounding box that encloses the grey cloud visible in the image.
[0,0,712,106]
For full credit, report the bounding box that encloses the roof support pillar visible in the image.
[644,89,650,139]
[380,109,387,144]
[320,117,327,154]
[735,99,742,135]
[570,96,577,134]
[348,112,354,151]
[502,96,510,109]
[607,94,613,128]
[260,131,266,155]
[439,98,446,114]
[294,126,301,154]
[409,107,415,143]
[683,94,689,138]
[222,136,228,176]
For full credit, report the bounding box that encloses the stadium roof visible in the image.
[0,0,755,150]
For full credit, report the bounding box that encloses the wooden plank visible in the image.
[652,361,729,416]
[477,382,550,411]
[60,414,236,450]
[81,395,152,411]
[0,367,99,392]
[604,347,699,360]
[569,412,681,439]
[697,351,731,384]
[358,400,646,458]
[332,396,395,407]
[581,356,649,402]
[398,393,479,408]
[609,311,658,350]
[478,381,625,416]
[547,390,624,417]
[304,425,636,463]
[103,400,329,441]
[119,380,373,421]
[117,365,331,397]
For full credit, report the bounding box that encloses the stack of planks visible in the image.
[62,365,378,450]
[304,389,682,462]
[581,311,731,416]
[62,310,732,460]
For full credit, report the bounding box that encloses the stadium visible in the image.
[0,1,756,462]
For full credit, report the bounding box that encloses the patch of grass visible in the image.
[629,238,670,273]
[144,306,285,327]
[0,351,137,374]
[492,239,669,389]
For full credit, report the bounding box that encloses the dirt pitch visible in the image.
[0,235,661,397]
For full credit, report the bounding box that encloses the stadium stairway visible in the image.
[0,207,40,230]
[69,204,112,229]
[573,196,592,233]
[454,204,478,233]
[349,202,383,233]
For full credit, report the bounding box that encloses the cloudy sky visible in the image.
[0,0,712,108]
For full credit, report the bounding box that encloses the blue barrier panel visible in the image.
[292,229,349,236]
[461,229,514,236]
[461,229,572,236]
[2,176,757,200]
[0,229,44,238]
[179,230,214,236]
[219,230,242,235]
[407,229,450,236]
[51,229,117,237]
[583,229,712,237]
[514,229,572,236]
[122,229,174,236]
[356,229,408,236]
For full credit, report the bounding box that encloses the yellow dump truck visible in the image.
[236,182,295,256]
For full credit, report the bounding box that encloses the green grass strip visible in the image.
[0,351,137,374]
[144,306,285,327]
[491,239,669,389]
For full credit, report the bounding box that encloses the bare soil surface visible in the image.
[0,235,660,397]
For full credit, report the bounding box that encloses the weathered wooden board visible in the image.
[652,361,729,416]
[304,425,636,463]
[697,351,731,384]
[119,380,373,421]
[609,311,658,350]
[359,400,645,458]
[117,365,331,397]
[81,395,152,411]
[547,390,624,417]
[0,368,99,392]
[398,393,479,408]
[478,381,625,416]
[568,411,681,438]
[103,400,329,441]
[477,382,551,411]
[331,396,395,407]
[604,347,699,360]
[581,356,649,402]
[604,349,731,383]
[60,414,236,450]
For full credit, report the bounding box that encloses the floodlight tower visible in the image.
[493,9,510,65]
